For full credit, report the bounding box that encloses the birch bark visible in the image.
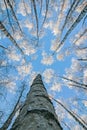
[11,74,62,130]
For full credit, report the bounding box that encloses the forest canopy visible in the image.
[0,0,87,130]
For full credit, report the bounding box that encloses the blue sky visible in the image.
[0,0,87,129]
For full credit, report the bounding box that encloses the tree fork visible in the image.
[11,74,62,130]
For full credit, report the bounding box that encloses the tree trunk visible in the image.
[11,74,62,130]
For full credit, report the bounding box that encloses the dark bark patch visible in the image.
[25,109,63,130]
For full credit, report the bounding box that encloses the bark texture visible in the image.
[11,74,62,130]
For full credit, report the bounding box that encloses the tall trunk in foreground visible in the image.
[11,74,62,130]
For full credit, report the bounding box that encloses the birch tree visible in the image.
[10,74,62,130]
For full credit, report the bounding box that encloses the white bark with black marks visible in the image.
[11,74,62,130]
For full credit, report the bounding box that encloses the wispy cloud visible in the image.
[41,51,54,65]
